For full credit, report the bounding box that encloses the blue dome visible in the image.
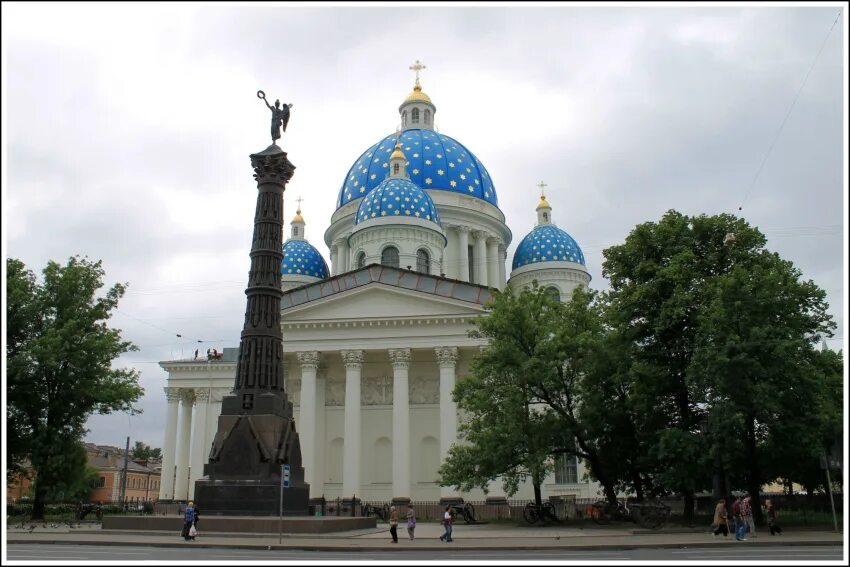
[281,239,329,279]
[355,177,441,226]
[337,129,497,209]
[512,225,586,270]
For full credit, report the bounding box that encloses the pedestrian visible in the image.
[742,494,756,538]
[406,503,416,540]
[712,498,729,537]
[440,505,454,542]
[733,495,747,541]
[765,499,782,535]
[181,501,195,541]
[194,349,199,360]
[388,505,399,543]
[191,504,200,539]
[206,348,211,360]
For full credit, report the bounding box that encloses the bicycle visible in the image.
[591,498,670,529]
[449,502,478,524]
[523,501,561,524]
[362,503,390,522]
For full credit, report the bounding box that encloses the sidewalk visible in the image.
[6,522,844,551]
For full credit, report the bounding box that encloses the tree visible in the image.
[603,210,836,523]
[6,256,144,520]
[131,441,162,462]
[438,285,560,505]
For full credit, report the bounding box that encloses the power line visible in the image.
[737,9,842,212]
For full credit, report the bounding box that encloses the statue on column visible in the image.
[258,90,293,144]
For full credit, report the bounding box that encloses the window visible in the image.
[543,212,548,222]
[293,227,299,237]
[546,286,561,302]
[425,109,431,124]
[412,108,420,124]
[555,453,578,484]
[97,476,106,488]
[402,111,407,126]
[381,246,399,268]
[416,249,430,273]
[393,163,399,174]
[355,251,366,269]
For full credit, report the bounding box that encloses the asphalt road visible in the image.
[5,543,844,562]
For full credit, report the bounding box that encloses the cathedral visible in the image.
[158,67,599,504]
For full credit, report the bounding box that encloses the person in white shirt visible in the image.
[439,505,453,542]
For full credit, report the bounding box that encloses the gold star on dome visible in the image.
[450,180,457,187]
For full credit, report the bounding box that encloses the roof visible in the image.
[281,264,495,311]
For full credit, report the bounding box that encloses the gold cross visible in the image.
[409,59,426,87]
[537,181,547,196]
[295,196,303,211]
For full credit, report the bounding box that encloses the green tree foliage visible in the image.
[438,285,560,505]
[131,441,162,461]
[603,210,837,523]
[6,257,144,519]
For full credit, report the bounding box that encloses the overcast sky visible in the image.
[3,3,847,450]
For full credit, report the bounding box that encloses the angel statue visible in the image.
[257,90,293,144]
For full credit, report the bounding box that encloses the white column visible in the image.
[436,347,459,498]
[487,237,500,289]
[188,388,210,499]
[205,387,228,457]
[443,225,456,279]
[297,351,321,497]
[330,248,338,276]
[457,226,470,282]
[173,389,194,502]
[341,350,364,499]
[389,348,411,500]
[159,387,181,500]
[498,245,507,288]
[474,231,488,287]
[315,376,326,496]
[336,239,350,273]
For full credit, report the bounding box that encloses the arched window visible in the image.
[402,111,407,126]
[546,286,561,302]
[412,108,420,124]
[355,251,366,269]
[424,109,431,124]
[416,249,430,273]
[381,246,399,268]
[293,226,299,237]
[393,163,399,174]
[543,212,548,222]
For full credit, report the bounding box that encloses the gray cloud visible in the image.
[4,5,844,449]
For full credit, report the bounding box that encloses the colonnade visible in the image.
[159,347,460,502]
[330,226,506,287]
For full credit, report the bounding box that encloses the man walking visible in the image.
[742,494,756,538]
[712,498,729,537]
[439,505,453,542]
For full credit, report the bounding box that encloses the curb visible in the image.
[6,537,842,552]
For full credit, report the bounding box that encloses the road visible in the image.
[5,543,843,562]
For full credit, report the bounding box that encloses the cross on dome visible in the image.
[537,181,548,197]
[409,59,426,87]
[295,196,304,213]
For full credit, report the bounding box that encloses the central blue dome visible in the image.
[281,239,329,279]
[355,177,441,226]
[337,129,497,209]
[512,225,586,270]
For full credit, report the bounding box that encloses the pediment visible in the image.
[281,283,487,322]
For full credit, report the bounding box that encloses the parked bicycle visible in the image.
[590,498,670,529]
[361,503,390,522]
[449,502,478,524]
[523,501,561,524]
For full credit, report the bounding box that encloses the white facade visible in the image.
[158,76,599,503]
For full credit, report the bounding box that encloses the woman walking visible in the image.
[766,499,783,535]
[712,498,729,537]
[440,505,454,542]
[406,503,416,540]
[388,505,399,543]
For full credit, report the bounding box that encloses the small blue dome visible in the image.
[355,177,441,226]
[281,239,329,279]
[337,129,497,209]
[512,225,586,270]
